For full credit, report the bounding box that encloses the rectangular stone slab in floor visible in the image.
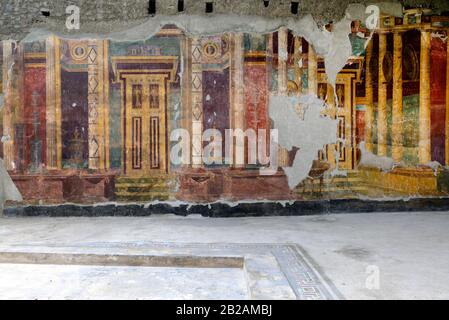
[0,242,342,300]
[0,264,248,300]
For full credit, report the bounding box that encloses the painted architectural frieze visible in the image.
[2,9,449,205]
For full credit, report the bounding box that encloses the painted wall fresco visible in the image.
[2,11,449,205]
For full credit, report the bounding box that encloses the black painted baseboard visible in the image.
[4,198,449,217]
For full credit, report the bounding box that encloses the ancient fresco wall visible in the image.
[1,4,449,208]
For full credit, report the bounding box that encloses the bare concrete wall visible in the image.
[1,0,449,40]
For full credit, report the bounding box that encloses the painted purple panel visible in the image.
[202,68,230,161]
[61,70,89,167]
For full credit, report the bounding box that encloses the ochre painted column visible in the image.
[231,33,245,168]
[446,31,449,166]
[181,36,192,149]
[87,40,107,170]
[326,84,337,170]
[392,31,403,163]
[2,40,15,170]
[377,33,388,157]
[308,44,318,96]
[365,38,374,153]
[102,40,110,170]
[45,35,61,169]
[294,36,303,92]
[278,28,288,95]
[277,28,289,167]
[191,37,203,168]
[327,84,337,119]
[419,30,431,165]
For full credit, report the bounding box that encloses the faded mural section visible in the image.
[1,8,449,206]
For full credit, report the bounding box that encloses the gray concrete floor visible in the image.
[0,211,448,299]
[0,264,248,300]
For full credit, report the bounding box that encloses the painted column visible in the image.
[326,84,337,170]
[181,36,191,141]
[392,31,403,163]
[377,33,388,157]
[365,38,374,153]
[278,28,289,167]
[15,43,25,172]
[278,28,288,94]
[446,32,449,166]
[308,44,318,96]
[181,35,192,168]
[191,37,203,168]
[45,35,62,169]
[231,33,245,168]
[294,36,303,92]
[102,40,110,170]
[419,30,431,165]
[2,40,15,170]
[87,40,107,170]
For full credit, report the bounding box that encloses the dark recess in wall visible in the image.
[291,2,299,15]
[178,0,184,12]
[41,9,50,17]
[206,2,214,13]
[148,0,156,15]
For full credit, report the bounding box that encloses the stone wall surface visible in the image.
[0,0,449,40]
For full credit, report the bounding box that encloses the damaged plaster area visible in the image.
[0,159,22,214]
[359,142,395,171]
[0,67,21,212]
[269,95,338,189]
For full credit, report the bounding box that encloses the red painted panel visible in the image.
[430,38,447,164]
[244,65,268,131]
[356,110,365,145]
[23,67,46,169]
[244,65,269,164]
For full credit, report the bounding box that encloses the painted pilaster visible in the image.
[278,28,288,95]
[446,32,449,166]
[181,36,192,145]
[191,37,203,168]
[308,44,318,96]
[231,33,245,168]
[377,33,388,157]
[277,28,289,167]
[392,31,403,163]
[419,30,431,165]
[365,38,374,153]
[294,36,303,93]
[102,40,110,170]
[45,35,62,169]
[87,40,107,170]
[2,40,15,170]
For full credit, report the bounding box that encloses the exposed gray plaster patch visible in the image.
[359,142,395,171]
[0,159,22,215]
[269,94,338,189]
